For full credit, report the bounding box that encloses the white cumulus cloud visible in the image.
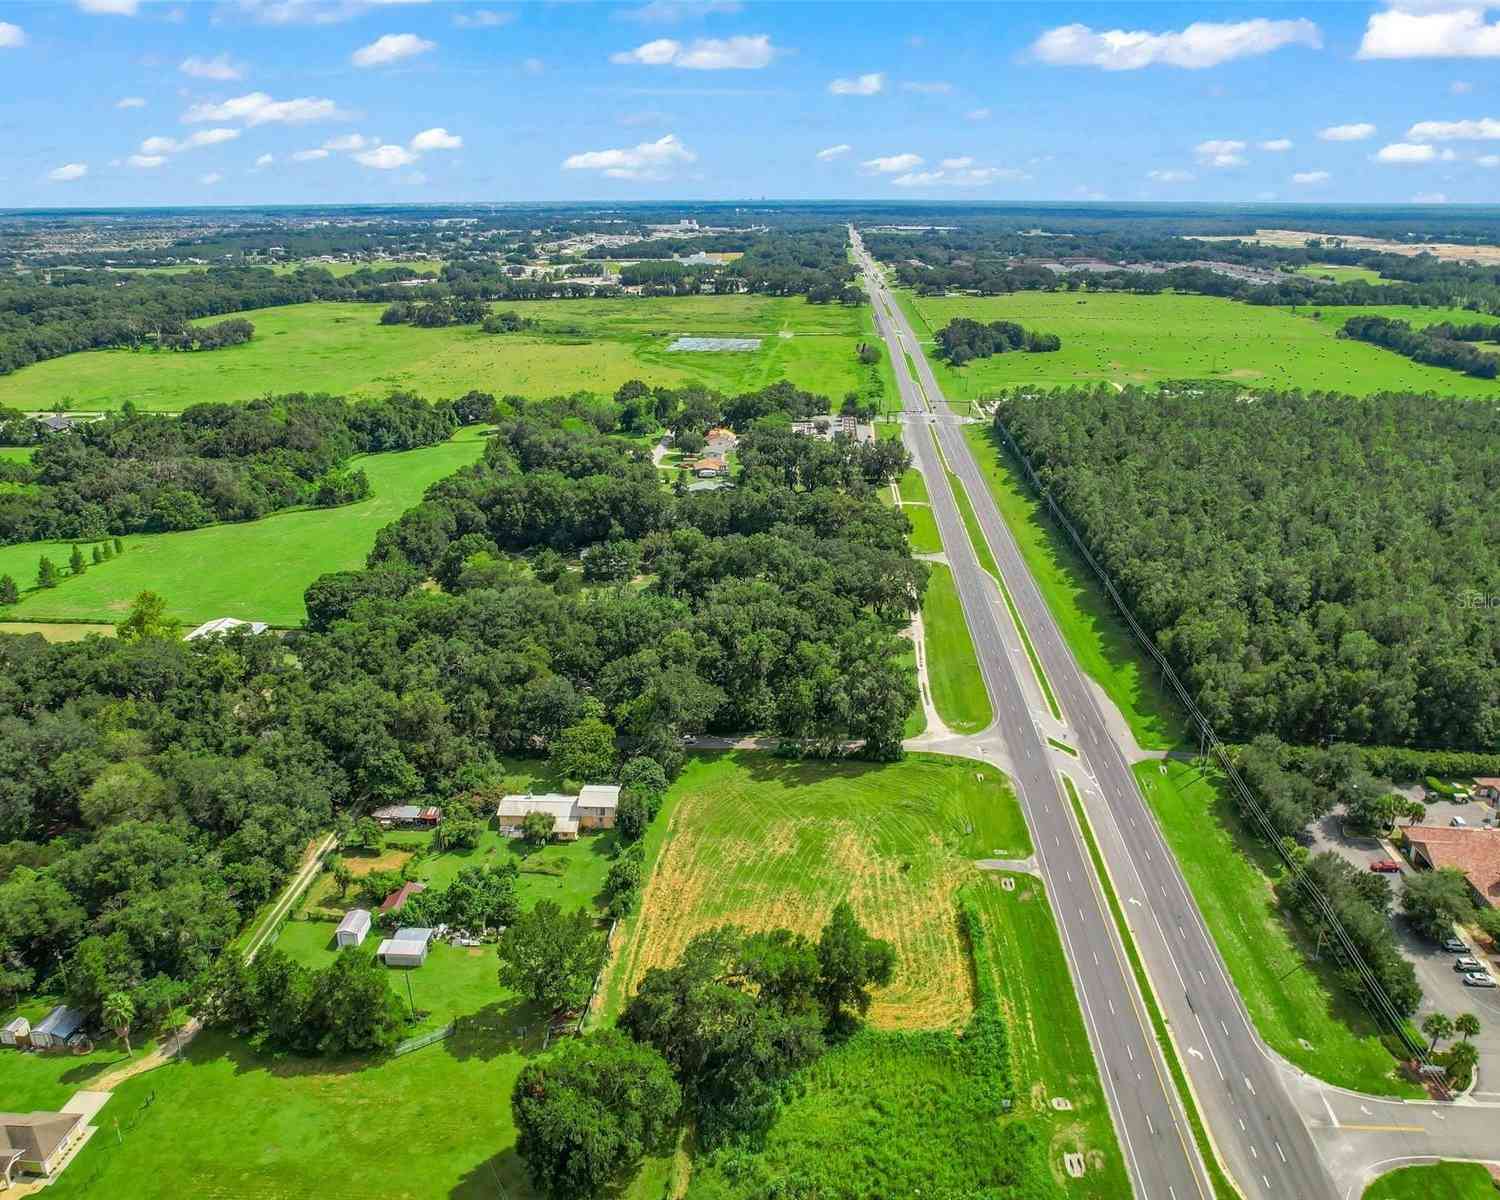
[116,96,147,108]
[78,0,138,14]
[623,1,742,21]
[562,133,696,180]
[1359,6,1500,59]
[292,148,331,161]
[891,165,1028,188]
[901,80,953,94]
[352,33,435,68]
[828,72,884,96]
[48,163,89,182]
[1031,18,1321,70]
[234,1,434,25]
[322,133,372,151]
[1195,138,1247,167]
[1480,153,1500,167]
[1259,137,1293,151]
[142,128,241,155]
[126,154,166,168]
[1408,116,1500,140]
[1147,168,1196,182]
[0,21,25,47]
[1375,141,1438,162]
[181,53,245,80]
[354,143,418,169]
[409,127,462,151]
[183,92,348,125]
[254,153,274,168]
[816,144,851,161]
[199,172,223,185]
[862,152,923,173]
[610,34,775,69]
[1318,122,1376,141]
[1292,169,1331,184]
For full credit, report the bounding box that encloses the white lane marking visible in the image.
[1188,1047,1203,1060]
[1146,1113,1156,1136]
[1276,1141,1286,1164]
[1244,1076,1257,1097]
[1249,1144,1258,1160]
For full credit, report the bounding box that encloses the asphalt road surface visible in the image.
[853,229,1339,1200]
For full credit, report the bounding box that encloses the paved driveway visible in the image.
[1307,806,1500,1097]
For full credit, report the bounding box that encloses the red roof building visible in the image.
[379,881,427,914]
[1405,826,1500,908]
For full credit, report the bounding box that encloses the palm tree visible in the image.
[1422,1012,1453,1053]
[102,992,135,1055]
[1444,1039,1479,1089]
[1455,1012,1481,1042]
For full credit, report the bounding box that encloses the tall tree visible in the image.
[102,991,135,1054]
[1422,1012,1454,1052]
[115,590,181,641]
[497,901,605,1013]
[815,901,895,1027]
[512,1030,680,1200]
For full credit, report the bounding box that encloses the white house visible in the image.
[377,927,434,967]
[495,785,620,841]
[335,909,372,948]
[184,617,269,642]
[0,1018,28,1048]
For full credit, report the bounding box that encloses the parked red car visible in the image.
[1369,859,1402,873]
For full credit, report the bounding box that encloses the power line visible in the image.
[993,416,1440,1088]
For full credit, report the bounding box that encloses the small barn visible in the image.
[377,927,433,967]
[335,909,372,948]
[1,1018,29,1048]
[28,1007,84,1052]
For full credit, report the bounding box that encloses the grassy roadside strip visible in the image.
[1048,737,1078,757]
[930,426,1064,722]
[1062,774,1241,1200]
[960,424,1185,751]
[922,563,993,733]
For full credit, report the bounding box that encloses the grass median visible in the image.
[922,562,993,734]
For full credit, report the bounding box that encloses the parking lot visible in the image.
[1307,795,1500,1097]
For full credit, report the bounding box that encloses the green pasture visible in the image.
[897,289,1500,400]
[0,295,875,413]
[0,425,489,627]
[1292,264,1391,286]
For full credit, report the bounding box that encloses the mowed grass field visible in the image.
[967,875,1132,1198]
[1136,760,1418,1096]
[1292,264,1392,286]
[1363,1162,1499,1199]
[603,752,1030,1030]
[897,290,1500,400]
[922,562,992,734]
[0,295,875,413]
[0,425,489,627]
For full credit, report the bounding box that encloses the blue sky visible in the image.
[3,0,1500,207]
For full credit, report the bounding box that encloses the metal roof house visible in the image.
[370,804,442,828]
[184,617,269,642]
[28,1007,84,1051]
[496,785,620,841]
[335,909,372,948]
[0,1110,86,1185]
[376,927,434,967]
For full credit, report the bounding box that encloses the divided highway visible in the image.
[854,228,1338,1200]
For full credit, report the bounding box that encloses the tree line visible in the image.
[934,317,1062,363]
[0,391,484,546]
[994,384,1500,750]
[1339,314,1499,379]
[158,317,255,353]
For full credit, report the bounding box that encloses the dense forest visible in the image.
[1339,314,1499,378]
[0,391,482,545]
[934,317,1061,363]
[0,395,921,1035]
[994,385,1500,750]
